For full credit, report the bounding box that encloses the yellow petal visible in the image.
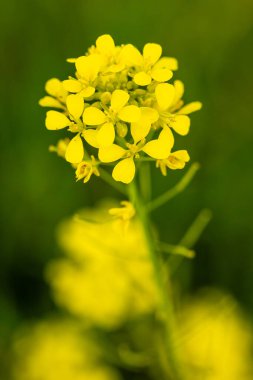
[178,101,202,115]
[169,115,190,135]
[151,68,173,82]
[173,80,184,104]
[130,107,158,143]
[66,94,84,119]
[98,144,126,163]
[120,44,143,66]
[141,107,159,123]
[142,127,174,159]
[142,140,164,159]
[82,129,99,148]
[65,134,84,163]
[39,96,63,109]
[118,105,141,123]
[133,72,151,86]
[96,122,115,148]
[155,83,175,111]
[45,78,62,97]
[83,107,106,125]
[96,34,115,55]
[167,150,190,170]
[111,90,129,112]
[45,110,71,130]
[112,158,135,184]
[172,150,190,162]
[131,122,150,143]
[143,43,162,65]
[79,86,95,98]
[62,79,82,93]
[159,126,174,151]
[107,63,125,73]
[75,56,88,77]
[75,55,100,81]
[154,57,178,71]
[66,57,77,63]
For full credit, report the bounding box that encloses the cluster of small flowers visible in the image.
[47,203,158,329]
[40,34,202,184]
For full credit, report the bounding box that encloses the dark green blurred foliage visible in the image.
[1,0,253,368]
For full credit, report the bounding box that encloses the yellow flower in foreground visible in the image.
[98,127,176,183]
[13,320,120,380]
[39,78,68,109]
[46,203,158,328]
[63,54,102,98]
[179,290,253,380]
[40,34,202,184]
[83,89,141,148]
[123,43,177,86]
[154,82,202,136]
[93,34,130,73]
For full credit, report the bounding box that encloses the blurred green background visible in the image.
[1,0,253,356]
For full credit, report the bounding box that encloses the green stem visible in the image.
[169,208,212,275]
[147,163,200,212]
[158,242,195,259]
[128,180,183,380]
[139,162,152,202]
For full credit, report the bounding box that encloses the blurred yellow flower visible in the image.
[13,320,121,380]
[109,200,135,232]
[46,203,159,328]
[49,138,70,159]
[179,290,253,380]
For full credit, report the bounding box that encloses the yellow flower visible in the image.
[63,54,103,98]
[39,78,68,109]
[109,201,135,221]
[98,126,175,183]
[109,201,135,231]
[83,89,141,148]
[93,34,128,73]
[45,95,90,164]
[13,320,121,380]
[122,43,177,86]
[49,138,70,158]
[130,106,159,143]
[156,150,190,175]
[154,81,202,135]
[46,203,159,328]
[179,290,253,380]
[75,156,100,183]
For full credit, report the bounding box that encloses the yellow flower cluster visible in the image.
[13,320,121,380]
[179,290,253,380]
[40,34,202,184]
[46,202,159,329]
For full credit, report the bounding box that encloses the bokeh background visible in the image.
[1,0,253,371]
